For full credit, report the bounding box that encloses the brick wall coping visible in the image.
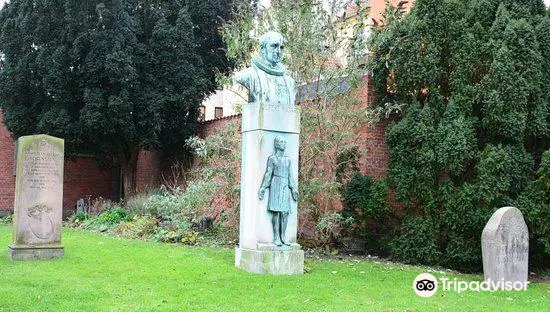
[201,113,242,124]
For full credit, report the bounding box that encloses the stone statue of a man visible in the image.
[235,31,296,108]
[234,31,304,274]
[259,136,298,246]
[235,31,300,248]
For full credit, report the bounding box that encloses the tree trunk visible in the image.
[121,151,138,199]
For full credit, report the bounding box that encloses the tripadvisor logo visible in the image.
[413,273,438,297]
[413,273,529,297]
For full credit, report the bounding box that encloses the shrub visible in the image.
[97,208,132,224]
[71,212,87,224]
[196,223,238,247]
[0,214,13,225]
[89,198,119,215]
[151,228,191,244]
[112,182,224,244]
[83,208,132,232]
[340,173,393,253]
[125,192,156,216]
[113,215,158,239]
[369,0,550,271]
[390,216,442,266]
[180,231,199,245]
[517,149,550,268]
[298,178,342,247]
[144,181,219,227]
[341,174,390,220]
[315,212,353,246]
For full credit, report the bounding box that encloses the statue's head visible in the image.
[259,31,284,67]
[274,136,286,151]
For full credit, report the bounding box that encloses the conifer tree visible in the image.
[0,0,234,196]
[370,0,549,270]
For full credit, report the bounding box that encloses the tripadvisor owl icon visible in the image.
[413,273,438,297]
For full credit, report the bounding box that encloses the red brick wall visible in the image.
[358,120,389,179]
[0,110,118,215]
[136,150,163,192]
[63,156,117,214]
[0,111,16,213]
[356,77,388,179]
[198,114,241,139]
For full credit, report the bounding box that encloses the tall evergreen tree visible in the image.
[0,0,234,197]
[370,0,550,270]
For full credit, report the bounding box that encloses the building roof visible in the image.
[342,0,413,26]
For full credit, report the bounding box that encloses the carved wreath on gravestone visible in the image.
[27,203,54,239]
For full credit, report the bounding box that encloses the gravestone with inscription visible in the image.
[481,206,529,284]
[234,31,304,274]
[8,134,65,260]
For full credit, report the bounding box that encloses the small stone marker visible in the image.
[8,134,65,260]
[481,207,528,284]
[76,197,90,214]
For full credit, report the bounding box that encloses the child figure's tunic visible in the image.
[261,155,295,213]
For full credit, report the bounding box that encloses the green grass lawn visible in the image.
[0,226,548,311]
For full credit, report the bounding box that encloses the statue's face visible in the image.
[275,137,286,151]
[263,37,284,66]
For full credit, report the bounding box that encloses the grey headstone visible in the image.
[481,206,528,284]
[198,216,213,233]
[9,134,65,260]
[76,197,90,214]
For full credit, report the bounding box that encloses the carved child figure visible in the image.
[259,136,299,246]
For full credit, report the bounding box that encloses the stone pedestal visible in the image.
[235,243,304,275]
[235,103,304,274]
[9,134,64,261]
[8,245,64,260]
[481,206,528,284]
